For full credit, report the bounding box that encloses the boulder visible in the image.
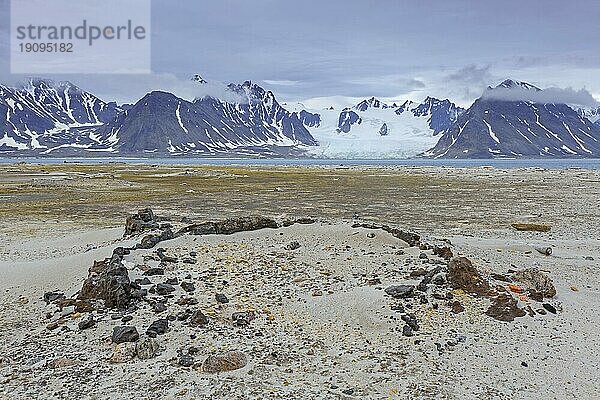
[110,342,137,363]
[201,351,247,373]
[447,257,491,296]
[512,268,556,298]
[112,326,139,344]
[124,208,160,237]
[136,337,160,360]
[384,285,415,299]
[78,253,131,309]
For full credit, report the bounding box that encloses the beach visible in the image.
[0,163,599,399]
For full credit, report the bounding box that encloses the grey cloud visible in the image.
[445,65,495,101]
[483,85,599,106]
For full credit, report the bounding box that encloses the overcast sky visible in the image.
[1,0,600,107]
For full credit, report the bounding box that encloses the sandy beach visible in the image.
[0,164,599,399]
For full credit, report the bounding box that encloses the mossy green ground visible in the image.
[1,163,596,241]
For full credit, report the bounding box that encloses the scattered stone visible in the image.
[110,342,137,363]
[542,303,557,314]
[202,351,247,373]
[157,248,178,263]
[180,282,195,293]
[143,268,165,276]
[189,310,209,327]
[215,293,229,303]
[366,232,376,239]
[78,315,96,330]
[385,285,415,299]
[153,302,167,313]
[433,246,453,260]
[112,326,139,344]
[450,301,465,314]
[146,319,169,337]
[419,253,428,260]
[402,325,413,337]
[43,291,65,304]
[485,293,526,322]
[179,354,195,367]
[312,289,323,297]
[285,241,301,250]
[136,337,160,360]
[401,314,419,331]
[155,283,176,296]
[232,311,255,327]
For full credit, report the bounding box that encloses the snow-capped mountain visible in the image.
[2,77,600,159]
[0,78,316,156]
[99,81,316,155]
[0,78,121,151]
[301,96,464,158]
[427,80,600,158]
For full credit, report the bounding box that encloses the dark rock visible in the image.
[121,315,133,323]
[44,291,65,304]
[419,253,428,260]
[433,246,453,260]
[432,272,446,286]
[485,293,526,322]
[165,277,179,286]
[157,248,178,263]
[232,311,256,327]
[350,223,420,247]
[402,324,414,337]
[130,289,148,299]
[542,303,557,314]
[112,326,139,344]
[450,301,465,314]
[78,315,95,330]
[189,310,209,327]
[180,282,195,293]
[178,354,195,367]
[137,228,174,250]
[215,293,229,304]
[78,253,132,309]
[152,302,167,313]
[384,285,415,299]
[155,283,175,296]
[146,319,169,337]
[180,216,279,236]
[491,273,511,282]
[401,314,419,331]
[409,268,427,278]
[447,257,491,296]
[176,297,199,306]
[143,268,165,276]
[124,208,159,237]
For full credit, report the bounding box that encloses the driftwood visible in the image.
[511,223,551,232]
